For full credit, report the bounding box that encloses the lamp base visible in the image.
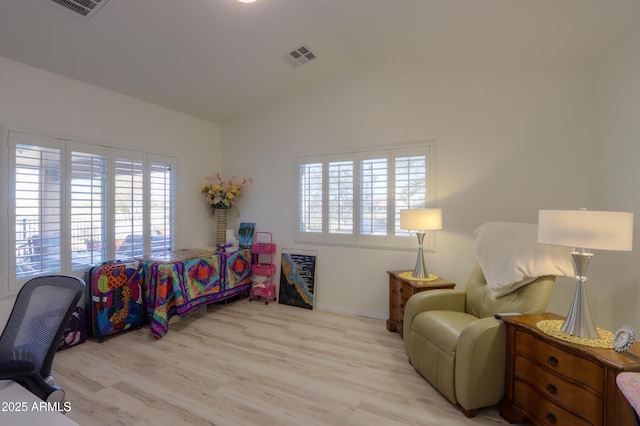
[562,279,600,339]
[412,231,429,279]
[561,251,600,339]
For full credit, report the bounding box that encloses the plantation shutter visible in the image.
[70,148,107,268]
[12,133,63,287]
[149,158,175,254]
[114,155,145,257]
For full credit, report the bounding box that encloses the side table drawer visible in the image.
[399,283,413,308]
[515,330,605,394]
[514,380,592,426]
[514,355,603,424]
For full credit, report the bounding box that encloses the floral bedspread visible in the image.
[142,249,252,338]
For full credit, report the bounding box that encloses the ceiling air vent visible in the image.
[45,0,110,19]
[283,45,317,68]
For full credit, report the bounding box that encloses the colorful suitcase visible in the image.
[85,260,144,340]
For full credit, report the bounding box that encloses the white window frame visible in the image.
[2,128,178,298]
[294,141,437,251]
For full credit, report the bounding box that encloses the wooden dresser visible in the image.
[386,270,455,336]
[500,313,640,426]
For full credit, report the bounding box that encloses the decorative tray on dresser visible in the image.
[500,312,640,426]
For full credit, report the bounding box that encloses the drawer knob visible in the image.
[547,356,559,367]
[546,383,558,395]
[546,412,557,424]
[399,288,403,294]
[399,303,403,309]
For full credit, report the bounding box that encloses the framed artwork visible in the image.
[237,222,256,249]
[279,249,316,309]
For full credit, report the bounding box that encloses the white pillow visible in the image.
[474,222,574,298]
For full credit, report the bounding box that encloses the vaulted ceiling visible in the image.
[1,0,639,123]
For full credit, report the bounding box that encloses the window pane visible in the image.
[15,144,61,278]
[70,151,106,269]
[299,163,323,233]
[149,161,174,254]
[328,160,353,234]
[395,155,427,235]
[114,157,145,258]
[360,158,388,235]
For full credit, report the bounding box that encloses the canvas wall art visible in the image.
[279,249,316,309]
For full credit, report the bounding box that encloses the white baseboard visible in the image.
[315,303,386,320]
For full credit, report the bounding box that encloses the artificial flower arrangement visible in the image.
[201,173,252,214]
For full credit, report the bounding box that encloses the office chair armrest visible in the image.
[0,359,36,376]
[0,361,60,402]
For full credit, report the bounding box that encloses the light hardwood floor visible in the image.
[53,299,514,425]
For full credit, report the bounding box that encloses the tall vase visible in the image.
[216,209,228,245]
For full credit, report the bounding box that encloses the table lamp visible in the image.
[538,209,633,339]
[400,208,442,279]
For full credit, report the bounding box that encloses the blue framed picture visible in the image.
[238,222,256,249]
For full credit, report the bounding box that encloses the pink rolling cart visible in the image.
[249,232,276,304]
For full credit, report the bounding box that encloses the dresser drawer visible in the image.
[515,330,605,394]
[514,380,593,425]
[514,355,603,424]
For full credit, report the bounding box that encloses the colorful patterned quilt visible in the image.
[142,249,252,338]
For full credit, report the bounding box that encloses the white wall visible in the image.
[597,20,640,332]
[223,62,599,319]
[0,56,223,326]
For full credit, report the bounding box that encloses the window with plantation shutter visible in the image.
[394,154,428,237]
[328,160,354,234]
[295,142,435,249]
[114,155,145,258]
[149,158,175,253]
[70,147,107,269]
[4,129,178,297]
[12,134,63,290]
[298,162,323,234]
[360,157,388,236]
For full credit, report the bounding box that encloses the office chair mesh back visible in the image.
[0,275,84,399]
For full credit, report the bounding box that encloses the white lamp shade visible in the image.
[538,209,633,251]
[400,209,442,231]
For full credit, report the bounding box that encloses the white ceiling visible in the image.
[1,0,639,123]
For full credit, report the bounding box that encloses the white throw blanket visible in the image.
[474,222,574,298]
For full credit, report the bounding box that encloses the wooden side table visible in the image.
[500,313,640,426]
[386,270,455,336]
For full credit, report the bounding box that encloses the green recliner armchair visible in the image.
[403,262,555,417]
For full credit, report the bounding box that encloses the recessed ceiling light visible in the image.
[237,0,256,3]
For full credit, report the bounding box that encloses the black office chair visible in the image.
[0,275,85,402]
